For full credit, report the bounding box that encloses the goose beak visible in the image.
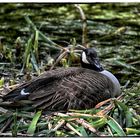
[91,58,102,69]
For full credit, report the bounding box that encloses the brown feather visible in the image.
[3,67,114,111]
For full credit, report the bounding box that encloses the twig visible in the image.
[50,48,83,70]
[96,93,125,115]
[0,117,13,133]
[0,132,32,137]
[96,103,114,116]
[54,112,69,117]
[48,122,53,130]
[75,44,86,50]
[0,84,20,92]
[66,122,82,136]
[54,112,105,136]
[67,112,102,118]
[0,107,9,114]
[51,119,65,131]
[50,50,69,70]
[74,4,88,47]
[107,125,113,136]
[122,80,130,89]
[95,98,112,109]
[76,118,105,136]
[117,92,125,100]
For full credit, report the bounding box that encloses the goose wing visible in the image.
[2,67,113,111]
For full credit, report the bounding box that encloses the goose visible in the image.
[2,48,121,111]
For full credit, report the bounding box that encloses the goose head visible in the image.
[81,48,103,72]
[81,48,121,97]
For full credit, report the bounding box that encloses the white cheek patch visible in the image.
[82,52,90,64]
[20,88,30,96]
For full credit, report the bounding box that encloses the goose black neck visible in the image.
[81,62,104,72]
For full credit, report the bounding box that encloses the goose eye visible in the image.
[87,52,92,57]
[88,52,96,58]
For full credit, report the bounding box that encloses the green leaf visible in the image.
[12,113,18,136]
[78,126,88,136]
[31,52,40,75]
[114,60,138,72]
[125,111,133,127]
[0,77,4,87]
[126,128,140,135]
[115,100,132,127]
[20,36,33,73]
[24,16,61,51]
[0,113,11,124]
[91,117,107,128]
[107,116,126,136]
[27,110,42,135]
[33,30,39,62]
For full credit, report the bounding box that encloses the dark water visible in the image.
[0,3,140,85]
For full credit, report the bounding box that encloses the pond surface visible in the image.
[0,3,140,86]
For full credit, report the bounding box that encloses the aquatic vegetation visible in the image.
[0,3,139,137]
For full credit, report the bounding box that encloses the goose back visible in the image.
[3,67,114,111]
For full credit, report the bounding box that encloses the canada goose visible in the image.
[2,48,121,111]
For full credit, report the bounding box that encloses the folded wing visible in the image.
[3,67,113,111]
